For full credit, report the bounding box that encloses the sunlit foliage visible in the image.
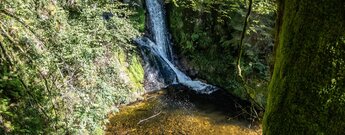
[0,0,144,134]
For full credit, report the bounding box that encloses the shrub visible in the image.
[0,0,144,134]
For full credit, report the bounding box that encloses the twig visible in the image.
[38,70,59,130]
[233,0,264,112]
[0,9,44,42]
[0,41,13,66]
[137,111,162,125]
[18,79,51,120]
[236,0,253,78]
[0,21,28,56]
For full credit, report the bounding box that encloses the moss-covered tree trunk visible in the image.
[263,0,345,134]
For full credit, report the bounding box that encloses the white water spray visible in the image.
[135,0,218,94]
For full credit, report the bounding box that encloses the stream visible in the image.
[106,90,261,135]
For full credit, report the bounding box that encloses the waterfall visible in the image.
[145,0,173,61]
[135,0,218,94]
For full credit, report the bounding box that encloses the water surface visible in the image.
[107,91,261,135]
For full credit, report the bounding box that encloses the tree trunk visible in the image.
[263,0,345,134]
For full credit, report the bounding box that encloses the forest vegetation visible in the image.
[0,0,344,134]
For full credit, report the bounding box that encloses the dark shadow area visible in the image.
[164,84,258,121]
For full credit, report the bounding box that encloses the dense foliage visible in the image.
[166,0,276,106]
[0,0,144,134]
[3,0,343,134]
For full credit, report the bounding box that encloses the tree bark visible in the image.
[263,0,345,134]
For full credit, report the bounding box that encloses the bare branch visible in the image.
[137,111,162,125]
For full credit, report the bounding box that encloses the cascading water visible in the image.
[135,0,218,94]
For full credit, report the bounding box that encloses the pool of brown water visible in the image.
[106,91,261,135]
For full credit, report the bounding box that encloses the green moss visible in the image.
[116,49,144,92]
[128,55,145,90]
[263,0,345,134]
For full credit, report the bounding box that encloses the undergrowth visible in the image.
[0,0,144,134]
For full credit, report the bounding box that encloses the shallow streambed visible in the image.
[106,91,261,135]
